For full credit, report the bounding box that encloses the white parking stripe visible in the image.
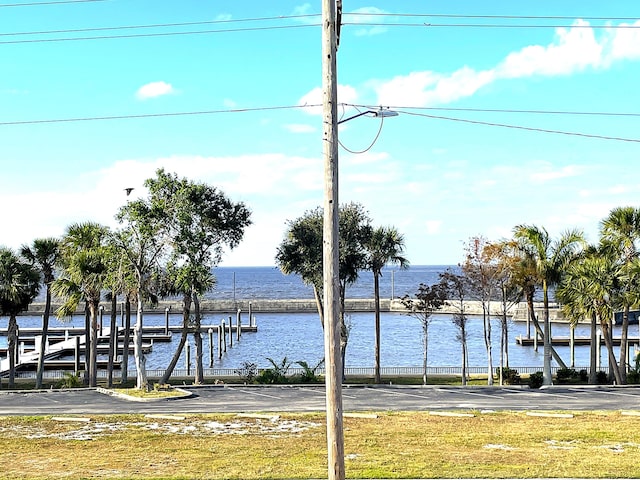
[436,388,504,399]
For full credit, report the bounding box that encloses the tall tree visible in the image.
[20,238,60,389]
[365,226,409,384]
[0,247,40,388]
[600,206,640,383]
[276,202,371,375]
[149,170,251,384]
[462,236,499,385]
[113,183,171,389]
[513,224,585,386]
[53,222,110,387]
[439,269,470,386]
[557,250,622,384]
[400,282,448,385]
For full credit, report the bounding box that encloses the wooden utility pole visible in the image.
[322,0,345,479]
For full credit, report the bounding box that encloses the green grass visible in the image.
[0,410,638,479]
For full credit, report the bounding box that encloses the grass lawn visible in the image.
[0,410,638,479]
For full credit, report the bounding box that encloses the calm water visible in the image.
[4,266,635,371]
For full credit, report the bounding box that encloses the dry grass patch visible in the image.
[0,411,638,479]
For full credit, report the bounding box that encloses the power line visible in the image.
[0,0,105,7]
[0,23,317,45]
[347,12,640,21]
[397,110,640,143]
[0,105,320,126]
[344,22,640,29]
[345,104,640,118]
[0,13,321,37]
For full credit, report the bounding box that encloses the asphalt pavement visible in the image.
[1,384,640,416]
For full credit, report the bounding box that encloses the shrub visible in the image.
[256,357,291,385]
[234,361,258,384]
[294,359,325,384]
[58,372,81,389]
[497,367,520,385]
[555,367,579,384]
[596,370,609,385]
[528,371,544,389]
[579,369,589,382]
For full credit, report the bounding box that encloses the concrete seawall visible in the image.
[21,299,563,319]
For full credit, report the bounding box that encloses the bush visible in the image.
[628,370,640,384]
[293,359,325,384]
[555,367,579,384]
[234,361,258,384]
[528,371,544,389]
[58,372,81,389]
[497,367,520,385]
[256,357,291,385]
[596,370,609,385]
[579,369,589,382]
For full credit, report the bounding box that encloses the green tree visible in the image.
[113,184,171,389]
[0,247,40,388]
[276,202,371,375]
[513,224,585,386]
[146,170,251,385]
[400,282,448,385]
[365,226,409,384]
[20,238,60,390]
[600,206,640,383]
[557,249,622,384]
[53,222,110,387]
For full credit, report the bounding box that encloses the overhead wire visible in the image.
[0,0,105,6]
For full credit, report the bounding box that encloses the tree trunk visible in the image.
[35,285,52,389]
[620,304,629,384]
[134,293,147,389]
[601,321,622,384]
[89,302,98,387]
[373,272,381,384]
[120,297,131,384]
[542,282,552,386]
[483,299,493,386]
[193,292,204,384]
[160,293,191,385]
[107,294,117,388]
[84,305,90,386]
[461,322,467,387]
[7,314,17,388]
[589,312,598,384]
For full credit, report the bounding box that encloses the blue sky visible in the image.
[1,1,639,267]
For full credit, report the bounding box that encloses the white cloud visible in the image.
[374,19,637,107]
[345,7,389,36]
[425,220,442,235]
[216,13,232,21]
[284,123,316,133]
[136,81,176,100]
[530,165,582,183]
[223,98,237,108]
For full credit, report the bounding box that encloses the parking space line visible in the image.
[436,388,504,399]
[371,389,431,399]
[235,389,282,399]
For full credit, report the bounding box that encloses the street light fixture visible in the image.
[338,108,399,125]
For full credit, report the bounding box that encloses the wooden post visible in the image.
[99,306,104,334]
[534,331,538,352]
[236,309,242,341]
[218,323,223,359]
[74,336,81,375]
[164,307,170,335]
[228,316,233,348]
[248,302,252,324]
[222,321,227,353]
[322,0,345,478]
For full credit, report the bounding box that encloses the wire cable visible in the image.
[338,116,385,154]
[346,12,640,21]
[0,104,320,126]
[396,110,640,143]
[343,21,640,29]
[0,0,105,6]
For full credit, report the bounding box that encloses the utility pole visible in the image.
[322,0,345,479]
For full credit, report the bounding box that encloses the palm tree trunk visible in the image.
[620,305,629,384]
[89,302,98,387]
[84,305,90,386]
[7,314,17,389]
[35,286,52,389]
[601,321,622,384]
[194,292,204,384]
[160,293,191,385]
[483,299,493,386]
[589,312,597,384]
[373,272,381,384]
[542,281,553,386]
[422,323,428,385]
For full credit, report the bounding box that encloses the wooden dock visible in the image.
[515,335,636,347]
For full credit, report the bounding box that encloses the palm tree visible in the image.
[0,247,40,388]
[20,238,60,389]
[513,225,585,386]
[53,222,110,387]
[557,250,622,384]
[365,226,409,384]
[600,206,640,383]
